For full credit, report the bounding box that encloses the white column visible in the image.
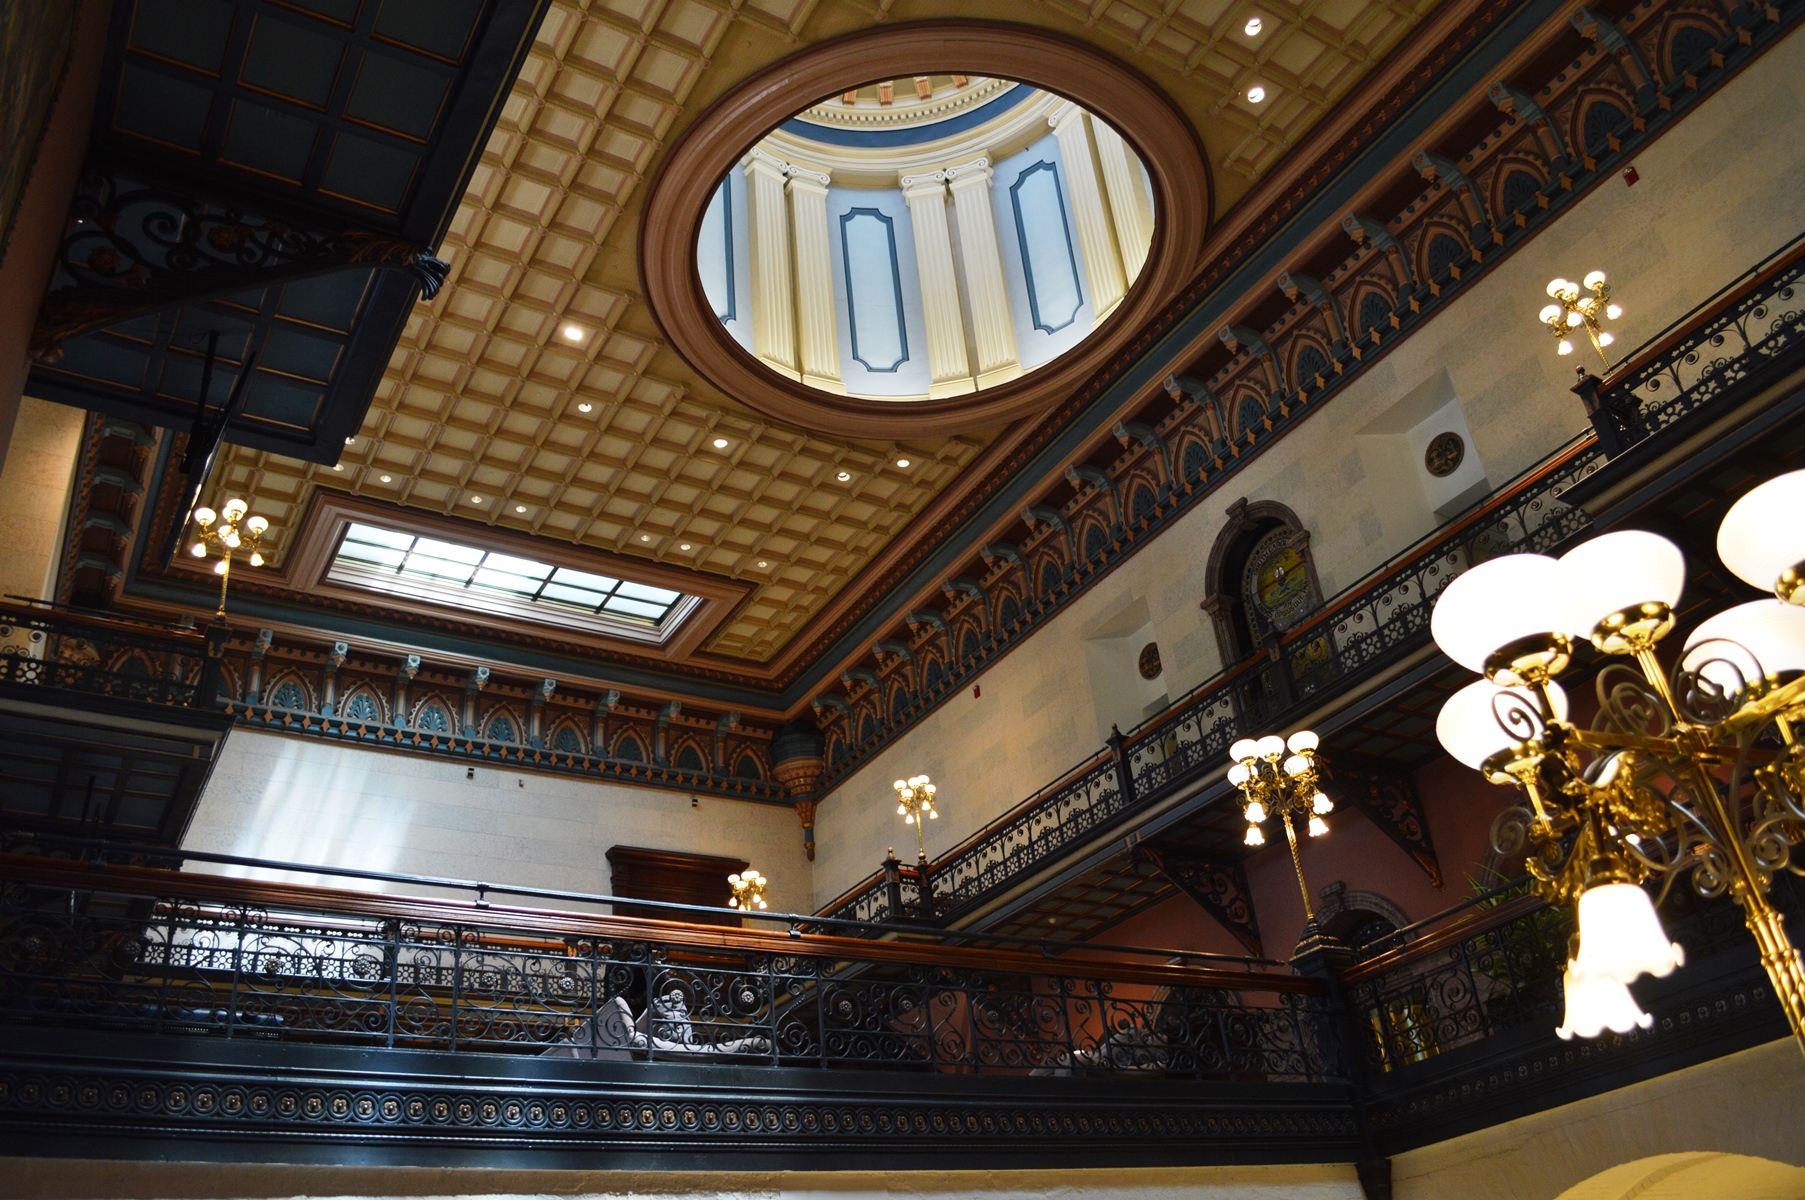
[1049,102,1127,320]
[944,157,1021,388]
[1091,118,1154,285]
[899,170,974,398]
[742,148,798,378]
[785,163,843,393]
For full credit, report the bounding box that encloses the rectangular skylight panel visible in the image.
[604,595,671,620]
[338,540,408,569]
[345,524,414,549]
[404,554,480,584]
[549,566,619,592]
[412,537,484,564]
[615,580,682,604]
[484,552,553,579]
[539,580,610,609]
[470,567,544,596]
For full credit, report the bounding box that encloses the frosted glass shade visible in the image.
[1572,882,1684,983]
[1435,678,1567,770]
[1681,600,1805,697]
[1431,555,1574,672]
[1558,531,1685,635]
[1555,963,1653,1040]
[1230,739,1259,764]
[1718,470,1805,595]
[1286,730,1319,754]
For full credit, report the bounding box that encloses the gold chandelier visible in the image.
[727,868,768,911]
[1431,468,1805,1055]
[894,774,938,861]
[187,497,270,618]
[1539,270,1623,368]
[1230,731,1335,924]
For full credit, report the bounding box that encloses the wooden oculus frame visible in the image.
[261,491,754,662]
[640,20,1212,439]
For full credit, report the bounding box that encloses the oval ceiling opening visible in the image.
[696,77,1156,405]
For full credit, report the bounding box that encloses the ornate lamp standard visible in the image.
[186,497,270,618]
[1430,468,1805,1056]
[727,868,768,911]
[894,774,938,862]
[1229,731,1334,924]
[1539,270,1623,368]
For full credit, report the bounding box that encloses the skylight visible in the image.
[328,523,697,640]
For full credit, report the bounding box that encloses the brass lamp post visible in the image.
[1539,270,1623,369]
[1430,469,1805,1057]
[187,497,270,618]
[894,774,938,862]
[727,868,768,911]
[1229,731,1334,923]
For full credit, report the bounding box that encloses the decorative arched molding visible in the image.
[1314,881,1412,941]
[1199,497,1323,665]
[639,21,1211,438]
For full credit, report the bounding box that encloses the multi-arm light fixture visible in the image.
[187,498,270,618]
[727,868,768,911]
[1539,270,1623,368]
[1229,732,1334,923]
[894,774,938,862]
[1431,467,1805,1057]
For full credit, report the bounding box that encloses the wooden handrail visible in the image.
[2,854,1320,994]
[0,600,208,647]
[1339,892,1549,987]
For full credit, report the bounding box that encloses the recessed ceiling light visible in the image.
[757,560,768,568]
[836,470,851,481]
[1244,15,1262,35]
[332,464,343,471]
[380,474,393,483]
[1247,85,1267,103]
[712,437,729,449]
[470,495,483,504]
[640,533,651,542]
[896,457,911,468]
[679,542,691,551]
[577,402,593,413]
[561,324,585,341]
[345,436,355,445]
[515,504,527,514]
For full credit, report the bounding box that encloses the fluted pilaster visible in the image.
[786,163,842,392]
[1049,103,1126,320]
[900,170,974,397]
[945,157,1020,387]
[1091,119,1154,285]
[743,148,798,377]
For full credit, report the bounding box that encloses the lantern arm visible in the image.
[1718,674,1805,738]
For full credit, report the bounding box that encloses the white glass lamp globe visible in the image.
[1436,678,1567,770]
[1681,599,1805,698]
[1571,882,1684,983]
[1718,470,1805,600]
[1555,963,1653,1040]
[1558,531,1685,637]
[1430,554,1575,673]
[1230,738,1260,763]
[1286,730,1319,754]
[1255,734,1286,759]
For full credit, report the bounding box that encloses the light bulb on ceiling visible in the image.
[680,543,691,551]
[713,437,729,449]
[515,505,527,514]
[380,475,392,483]
[1246,85,1266,103]
[1244,15,1262,34]
[897,458,911,468]
[562,324,585,341]
[577,402,592,413]
[757,560,768,568]
[837,470,851,481]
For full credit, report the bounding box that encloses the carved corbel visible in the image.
[873,640,917,688]
[1113,421,1173,491]
[320,642,348,717]
[1322,756,1443,888]
[1137,845,1263,956]
[244,628,273,703]
[712,710,741,773]
[1217,324,1285,395]
[591,689,620,758]
[1571,8,1660,113]
[1064,464,1122,527]
[1489,82,1572,177]
[1276,271,1349,353]
[461,666,490,738]
[1339,213,1418,308]
[1412,151,1497,249]
[528,678,557,748]
[391,653,421,729]
[654,700,681,766]
[1021,505,1077,563]
[841,667,881,693]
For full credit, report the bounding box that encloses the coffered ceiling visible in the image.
[200,0,1446,674]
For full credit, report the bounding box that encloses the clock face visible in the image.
[1242,529,1313,633]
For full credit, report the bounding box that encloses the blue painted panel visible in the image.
[1010,161,1084,335]
[698,177,734,322]
[839,208,909,373]
[826,184,930,396]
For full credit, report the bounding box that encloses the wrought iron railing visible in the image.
[821,232,1805,929]
[0,602,224,710]
[0,851,1339,1081]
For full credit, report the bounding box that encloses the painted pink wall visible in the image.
[1097,890,1254,961]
